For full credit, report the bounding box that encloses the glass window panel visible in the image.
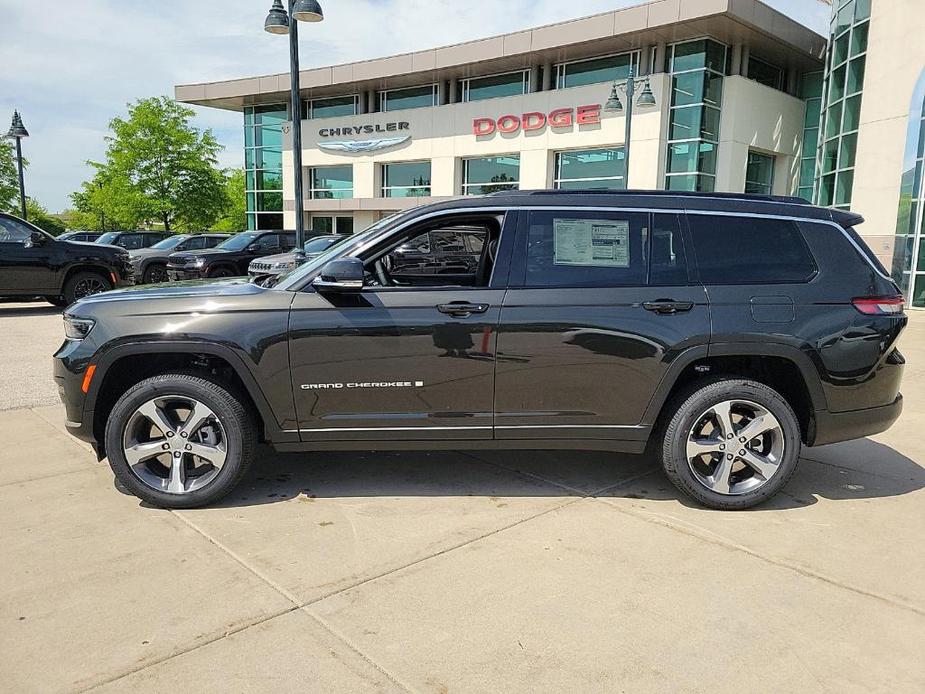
[745,152,775,194]
[556,179,626,191]
[704,40,727,74]
[825,101,843,139]
[822,138,839,173]
[336,217,355,235]
[465,72,526,102]
[843,94,862,131]
[246,193,255,210]
[804,99,822,128]
[252,106,287,127]
[382,85,435,112]
[829,64,847,102]
[559,53,634,89]
[253,127,282,149]
[912,274,925,308]
[310,165,354,199]
[855,0,870,21]
[804,126,819,155]
[256,192,283,212]
[835,169,854,206]
[798,186,814,202]
[256,148,282,170]
[256,213,283,231]
[255,170,283,191]
[245,149,255,169]
[246,213,257,231]
[847,56,866,95]
[839,132,858,169]
[669,106,701,140]
[835,2,854,36]
[556,148,626,182]
[747,57,784,90]
[917,118,925,157]
[671,71,723,107]
[244,109,254,126]
[850,22,869,57]
[244,126,255,148]
[311,96,356,119]
[700,107,720,141]
[818,173,836,206]
[383,162,432,197]
[246,170,256,191]
[311,217,334,234]
[463,156,520,194]
[667,141,717,174]
[801,71,823,99]
[666,173,714,192]
[832,34,850,66]
[800,157,817,184]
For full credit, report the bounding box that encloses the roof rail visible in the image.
[487,189,811,205]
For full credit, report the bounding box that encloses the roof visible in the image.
[176,0,826,111]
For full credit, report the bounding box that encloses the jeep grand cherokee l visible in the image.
[53,191,906,510]
[1,212,134,306]
[166,231,296,280]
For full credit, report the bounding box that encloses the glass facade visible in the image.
[554,148,626,190]
[747,56,785,91]
[307,96,358,119]
[462,156,520,195]
[556,52,639,89]
[461,72,528,102]
[816,0,870,209]
[310,216,355,235]
[890,69,925,306]
[745,151,775,195]
[244,104,286,231]
[379,85,437,112]
[309,165,354,199]
[797,71,824,201]
[665,39,727,192]
[382,162,432,198]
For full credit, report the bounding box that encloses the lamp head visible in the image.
[636,80,657,107]
[604,84,624,113]
[264,0,290,34]
[7,110,28,139]
[292,0,324,22]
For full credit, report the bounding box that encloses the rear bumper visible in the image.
[810,395,903,447]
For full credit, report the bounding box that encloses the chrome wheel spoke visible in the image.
[167,455,186,494]
[686,438,724,459]
[710,401,735,439]
[187,441,226,467]
[124,440,166,467]
[739,449,779,481]
[736,413,777,444]
[179,401,217,440]
[137,400,175,436]
[708,456,735,494]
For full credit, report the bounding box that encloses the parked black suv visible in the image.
[129,233,231,284]
[166,231,296,280]
[1,212,134,306]
[58,231,103,243]
[53,192,906,510]
[96,231,171,251]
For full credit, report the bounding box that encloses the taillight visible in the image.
[852,296,905,315]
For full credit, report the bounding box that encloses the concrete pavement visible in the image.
[0,300,923,692]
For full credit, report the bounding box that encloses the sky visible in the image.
[0,0,831,213]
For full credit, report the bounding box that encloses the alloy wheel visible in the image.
[73,277,107,300]
[148,266,169,284]
[686,399,785,496]
[121,395,228,495]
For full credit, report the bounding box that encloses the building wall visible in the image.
[851,0,925,268]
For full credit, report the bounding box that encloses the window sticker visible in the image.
[553,218,630,267]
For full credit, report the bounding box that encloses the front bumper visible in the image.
[167,266,204,281]
[52,347,98,450]
[810,395,903,447]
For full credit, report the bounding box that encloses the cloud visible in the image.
[0,0,829,213]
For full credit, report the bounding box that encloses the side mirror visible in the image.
[312,257,364,293]
[24,230,46,248]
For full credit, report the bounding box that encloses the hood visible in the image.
[73,277,264,306]
[169,248,230,263]
[251,251,300,265]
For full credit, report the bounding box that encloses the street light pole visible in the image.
[6,110,29,220]
[265,0,324,249]
[604,66,656,188]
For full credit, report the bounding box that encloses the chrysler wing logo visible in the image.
[318,136,410,153]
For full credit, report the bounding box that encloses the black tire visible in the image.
[104,373,256,509]
[658,378,801,510]
[63,270,112,305]
[44,295,68,308]
[209,267,235,278]
[142,263,169,285]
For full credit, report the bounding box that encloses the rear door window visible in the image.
[687,214,817,284]
[120,235,145,250]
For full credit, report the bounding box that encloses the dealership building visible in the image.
[176,0,925,303]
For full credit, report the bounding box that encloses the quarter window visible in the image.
[309,165,354,200]
[688,215,817,284]
[554,148,626,190]
[462,156,520,196]
[382,162,432,198]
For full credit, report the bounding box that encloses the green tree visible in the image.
[79,96,227,231]
[24,198,66,236]
[211,169,247,232]
[1,139,24,214]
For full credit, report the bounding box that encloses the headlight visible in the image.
[272,262,296,270]
[193,258,206,268]
[64,315,96,340]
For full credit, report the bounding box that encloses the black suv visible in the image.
[166,231,296,280]
[96,231,171,251]
[53,192,906,510]
[129,233,231,284]
[0,212,134,306]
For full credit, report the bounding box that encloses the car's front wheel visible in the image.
[658,379,801,510]
[63,271,112,305]
[104,373,256,509]
[143,263,169,285]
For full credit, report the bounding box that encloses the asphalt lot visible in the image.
[1,298,923,693]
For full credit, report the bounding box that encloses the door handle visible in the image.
[437,302,490,317]
[642,299,695,314]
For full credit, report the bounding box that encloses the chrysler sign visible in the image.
[317,121,412,154]
[473,105,602,137]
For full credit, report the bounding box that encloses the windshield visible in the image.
[273,212,411,290]
[216,232,260,252]
[150,235,189,251]
[304,236,346,254]
[96,232,119,244]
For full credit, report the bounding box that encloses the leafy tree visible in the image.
[77,96,227,231]
[1,139,24,214]
[24,198,66,236]
[211,169,247,232]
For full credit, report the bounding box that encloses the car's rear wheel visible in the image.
[209,267,235,278]
[143,263,169,285]
[63,271,112,305]
[104,373,256,509]
[658,379,801,510]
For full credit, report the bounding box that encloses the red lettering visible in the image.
[473,118,496,136]
[576,104,601,125]
[522,112,547,131]
[548,108,574,128]
[497,115,521,134]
